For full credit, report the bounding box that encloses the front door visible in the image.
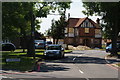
[83,39,90,47]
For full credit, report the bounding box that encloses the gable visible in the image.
[67,17,101,29]
[80,19,94,28]
[74,17,101,29]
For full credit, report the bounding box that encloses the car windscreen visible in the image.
[47,46,61,50]
[46,42,52,44]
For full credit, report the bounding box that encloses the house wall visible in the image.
[74,37,102,48]
[64,37,74,45]
[79,28,95,37]
[64,18,102,48]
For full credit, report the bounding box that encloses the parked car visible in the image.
[1,43,16,51]
[35,40,45,49]
[106,43,120,52]
[44,44,64,58]
[45,41,52,47]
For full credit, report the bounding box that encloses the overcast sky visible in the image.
[38,0,101,34]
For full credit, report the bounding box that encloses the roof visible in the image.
[75,17,87,27]
[68,17,101,28]
[68,18,79,28]
[89,19,100,28]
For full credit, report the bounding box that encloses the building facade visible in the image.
[64,17,102,48]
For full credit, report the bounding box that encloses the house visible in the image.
[64,17,102,48]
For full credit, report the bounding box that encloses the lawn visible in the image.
[2,49,44,71]
[64,50,72,53]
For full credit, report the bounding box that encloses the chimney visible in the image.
[96,18,100,24]
[68,13,70,19]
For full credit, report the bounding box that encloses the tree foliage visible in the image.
[48,16,67,44]
[82,2,120,55]
[2,2,71,56]
[2,2,71,40]
[2,2,41,40]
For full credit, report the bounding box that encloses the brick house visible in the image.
[64,17,102,48]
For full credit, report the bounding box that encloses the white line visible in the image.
[105,56,110,63]
[73,57,76,61]
[79,70,84,74]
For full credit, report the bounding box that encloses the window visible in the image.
[65,28,68,33]
[80,39,82,43]
[69,28,74,33]
[91,39,94,43]
[85,28,89,33]
[95,29,101,34]
[94,39,100,44]
[74,28,79,36]
[81,19,94,28]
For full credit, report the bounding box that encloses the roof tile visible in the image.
[68,17,101,28]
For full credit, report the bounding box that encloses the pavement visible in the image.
[105,55,120,68]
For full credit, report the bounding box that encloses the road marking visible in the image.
[73,57,76,61]
[79,69,84,74]
[73,54,83,61]
[105,56,110,63]
[73,55,84,74]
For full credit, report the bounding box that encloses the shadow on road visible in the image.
[45,55,120,64]
[47,64,70,71]
[37,64,70,72]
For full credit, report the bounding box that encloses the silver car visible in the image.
[44,44,64,58]
[34,40,45,49]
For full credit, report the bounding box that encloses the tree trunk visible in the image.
[53,38,55,44]
[22,48,25,53]
[27,37,35,57]
[56,38,59,44]
[111,34,118,56]
[111,21,118,56]
[27,8,35,59]
[22,36,26,53]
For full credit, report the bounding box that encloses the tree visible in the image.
[48,16,67,44]
[28,2,70,57]
[2,2,71,57]
[82,2,120,56]
[2,2,41,53]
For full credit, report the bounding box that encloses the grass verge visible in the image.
[2,49,72,71]
[64,50,72,53]
[116,63,120,67]
[2,49,44,71]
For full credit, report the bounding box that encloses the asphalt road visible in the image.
[1,50,120,80]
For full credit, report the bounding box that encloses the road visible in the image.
[1,50,120,80]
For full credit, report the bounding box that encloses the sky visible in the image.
[38,0,101,34]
